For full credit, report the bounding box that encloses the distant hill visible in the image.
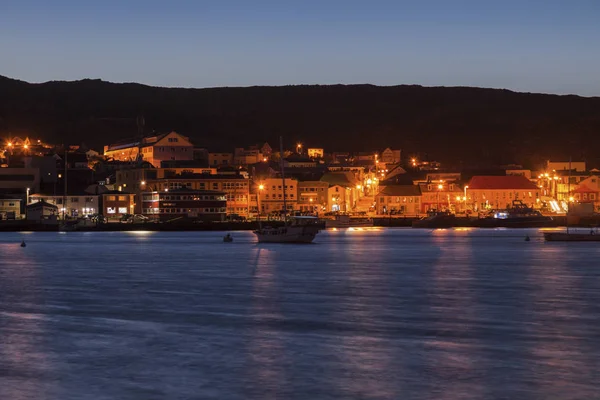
[1,75,599,168]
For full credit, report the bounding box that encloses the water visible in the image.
[1,228,600,400]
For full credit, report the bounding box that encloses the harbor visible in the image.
[3,213,600,231]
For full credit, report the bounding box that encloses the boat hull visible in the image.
[472,217,556,228]
[412,216,458,229]
[326,219,373,229]
[544,232,600,242]
[254,225,319,243]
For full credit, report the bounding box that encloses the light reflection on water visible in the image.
[1,229,600,399]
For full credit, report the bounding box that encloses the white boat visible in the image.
[254,137,321,244]
[255,216,321,243]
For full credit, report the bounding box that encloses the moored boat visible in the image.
[255,216,321,243]
[471,200,555,228]
[412,210,458,228]
[543,230,600,242]
[253,137,321,244]
[325,214,373,229]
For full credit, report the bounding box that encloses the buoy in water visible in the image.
[20,240,26,247]
[524,235,530,242]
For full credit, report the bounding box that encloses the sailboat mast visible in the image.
[567,157,571,234]
[63,149,67,220]
[279,136,287,226]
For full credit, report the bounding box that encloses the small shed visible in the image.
[26,200,58,223]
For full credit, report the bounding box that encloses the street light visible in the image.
[256,183,265,223]
[26,187,30,205]
[464,185,469,213]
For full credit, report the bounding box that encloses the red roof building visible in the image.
[467,176,541,211]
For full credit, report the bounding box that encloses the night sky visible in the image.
[1,0,599,95]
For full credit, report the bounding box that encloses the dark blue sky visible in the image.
[1,0,599,95]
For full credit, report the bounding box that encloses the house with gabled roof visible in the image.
[375,184,421,215]
[104,131,194,168]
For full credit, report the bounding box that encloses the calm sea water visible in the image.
[1,228,600,400]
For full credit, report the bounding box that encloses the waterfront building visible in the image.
[26,200,58,223]
[320,171,363,212]
[256,177,298,215]
[101,191,136,220]
[375,185,422,215]
[140,173,249,218]
[28,193,99,219]
[0,196,22,219]
[141,188,226,222]
[419,181,465,213]
[104,131,194,168]
[467,176,541,211]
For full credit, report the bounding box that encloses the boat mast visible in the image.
[567,157,571,234]
[63,149,67,220]
[279,136,287,226]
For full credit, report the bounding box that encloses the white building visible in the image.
[29,193,99,219]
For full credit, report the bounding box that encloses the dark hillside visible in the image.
[1,76,599,167]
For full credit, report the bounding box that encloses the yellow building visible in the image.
[298,181,329,213]
[307,148,324,159]
[376,185,421,215]
[256,177,298,215]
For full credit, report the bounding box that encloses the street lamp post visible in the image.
[437,184,443,211]
[256,183,264,225]
[26,187,30,206]
[464,185,469,214]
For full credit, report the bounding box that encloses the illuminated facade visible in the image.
[467,176,541,211]
[141,188,227,222]
[256,177,298,215]
[376,185,421,215]
[29,193,99,219]
[104,131,194,168]
[307,148,324,159]
[419,181,464,213]
[298,181,329,213]
[138,174,249,217]
[101,191,135,219]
